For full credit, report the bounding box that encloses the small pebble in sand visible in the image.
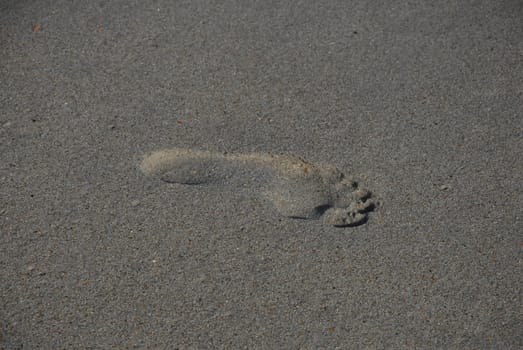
[440,185,450,190]
[131,200,140,207]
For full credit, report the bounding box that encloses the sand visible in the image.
[1,0,522,348]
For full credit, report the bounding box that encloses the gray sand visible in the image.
[1,0,522,348]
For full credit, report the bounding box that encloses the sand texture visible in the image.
[1,0,522,348]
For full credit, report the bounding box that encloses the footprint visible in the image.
[139,148,375,227]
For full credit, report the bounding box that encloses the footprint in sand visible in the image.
[139,148,375,227]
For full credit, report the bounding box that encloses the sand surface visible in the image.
[1,0,522,348]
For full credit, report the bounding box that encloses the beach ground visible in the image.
[1,0,522,348]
